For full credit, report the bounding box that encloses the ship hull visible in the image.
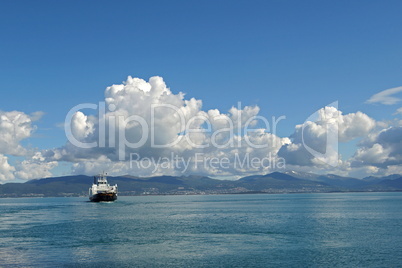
[89,192,117,202]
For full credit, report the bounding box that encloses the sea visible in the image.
[1,192,402,267]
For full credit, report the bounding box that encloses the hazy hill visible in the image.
[238,172,332,192]
[364,176,402,191]
[1,172,402,197]
[362,174,401,182]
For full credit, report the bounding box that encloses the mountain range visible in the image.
[1,171,401,197]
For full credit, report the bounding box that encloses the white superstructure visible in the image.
[89,172,118,202]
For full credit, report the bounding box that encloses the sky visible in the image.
[1,0,402,182]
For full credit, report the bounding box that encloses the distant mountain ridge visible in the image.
[1,172,401,197]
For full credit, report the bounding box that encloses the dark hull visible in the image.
[89,193,117,202]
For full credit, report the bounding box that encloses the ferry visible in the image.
[89,173,118,202]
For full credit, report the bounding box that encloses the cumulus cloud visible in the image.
[5,75,397,180]
[0,111,36,155]
[71,112,95,140]
[4,76,402,182]
[0,110,58,182]
[351,126,402,168]
[279,106,375,167]
[353,144,391,165]
[366,86,402,105]
[46,76,289,177]
[336,110,375,141]
[14,152,58,180]
[0,154,16,181]
[44,76,397,179]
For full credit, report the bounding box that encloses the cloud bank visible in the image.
[0,111,57,181]
[45,76,289,177]
[2,76,401,182]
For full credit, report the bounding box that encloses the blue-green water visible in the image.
[1,193,402,267]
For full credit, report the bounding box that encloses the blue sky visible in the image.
[1,0,402,181]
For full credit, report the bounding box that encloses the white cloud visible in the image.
[394,107,402,115]
[382,165,402,176]
[46,76,289,177]
[0,111,37,155]
[0,110,59,182]
[71,111,95,140]
[5,75,398,180]
[279,106,375,167]
[14,152,58,180]
[338,111,376,142]
[0,154,16,181]
[351,126,402,168]
[366,86,402,105]
[47,76,402,179]
[353,143,391,165]
[30,111,45,121]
